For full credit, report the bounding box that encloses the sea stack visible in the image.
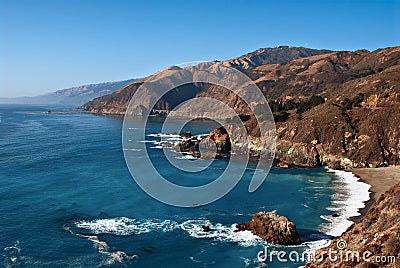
[236,212,301,245]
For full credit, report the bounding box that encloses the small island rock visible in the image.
[236,212,301,245]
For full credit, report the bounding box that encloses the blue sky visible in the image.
[0,0,399,97]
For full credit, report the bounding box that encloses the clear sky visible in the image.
[0,0,399,97]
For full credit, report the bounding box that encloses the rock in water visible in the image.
[236,212,301,245]
[201,225,211,232]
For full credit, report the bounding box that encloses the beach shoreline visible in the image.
[348,167,400,221]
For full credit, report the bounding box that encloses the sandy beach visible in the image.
[349,167,400,219]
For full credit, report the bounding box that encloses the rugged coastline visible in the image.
[82,46,400,170]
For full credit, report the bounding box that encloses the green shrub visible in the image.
[273,111,289,122]
[380,92,389,98]
[296,95,325,114]
[341,93,364,110]
[283,99,298,110]
[341,123,354,132]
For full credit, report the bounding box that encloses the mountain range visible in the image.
[0,79,137,106]
[81,46,334,114]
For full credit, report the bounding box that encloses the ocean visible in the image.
[0,105,370,267]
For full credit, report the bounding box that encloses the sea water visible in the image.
[0,105,370,267]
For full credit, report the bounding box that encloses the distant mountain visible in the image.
[0,79,137,106]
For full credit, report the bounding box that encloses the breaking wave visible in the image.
[74,217,262,247]
[318,168,371,237]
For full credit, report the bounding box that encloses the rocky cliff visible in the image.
[306,182,400,267]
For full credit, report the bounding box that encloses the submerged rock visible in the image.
[236,212,301,245]
[201,225,211,232]
[179,131,193,138]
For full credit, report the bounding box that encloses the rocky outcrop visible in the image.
[203,127,231,154]
[275,140,320,167]
[306,183,400,267]
[174,128,231,159]
[236,212,301,245]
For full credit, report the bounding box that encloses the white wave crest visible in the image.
[74,217,262,247]
[318,168,371,237]
[76,217,178,235]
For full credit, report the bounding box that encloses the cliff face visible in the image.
[271,60,400,169]
[226,82,400,169]
[306,183,400,267]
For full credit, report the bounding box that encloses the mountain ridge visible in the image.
[81,46,334,114]
[221,46,333,69]
[0,79,137,106]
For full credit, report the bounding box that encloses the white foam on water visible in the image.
[64,225,137,266]
[122,148,142,151]
[149,146,164,149]
[74,217,262,247]
[318,168,371,237]
[147,133,182,138]
[76,217,178,235]
[179,219,263,247]
[301,239,331,252]
[175,155,198,160]
[165,137,184,141]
